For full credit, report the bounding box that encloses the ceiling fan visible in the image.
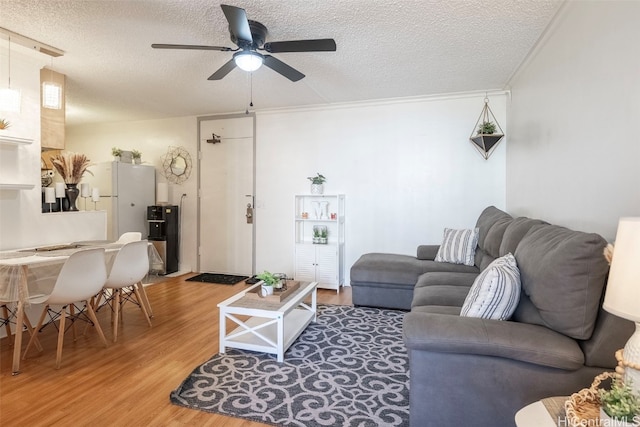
[151,4,336,82]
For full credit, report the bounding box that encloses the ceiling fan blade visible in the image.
[221,4,253,44]
[208,59,237,80]
[263,55,305,82]
[263,39,337,53]
[152,43,232,51]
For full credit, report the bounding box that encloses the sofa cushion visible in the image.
[483,217,513,259]
[350,253,429,286]
[475,206,513,251]
[514,224,609,340]
[460,254,521,320]
[474,206,513,270]
[434,228,479,266]
[499,217,548,256]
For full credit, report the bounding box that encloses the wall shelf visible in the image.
[0,136,34,146]
[0,183,36,190]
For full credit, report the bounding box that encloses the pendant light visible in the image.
[42,57,62,109]
[0,35,21,112]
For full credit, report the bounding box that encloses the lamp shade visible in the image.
[42,81,62,109]
[603,217,640,322]
[234,50,263,72]
[156,182,169,204]
[0,88,21,112]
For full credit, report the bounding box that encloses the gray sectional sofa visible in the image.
[350,206,634,426]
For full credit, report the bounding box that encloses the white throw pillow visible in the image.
[434,228,479,266]
[460,253,521,320]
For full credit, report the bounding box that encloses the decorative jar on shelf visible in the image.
[310,183,324,195]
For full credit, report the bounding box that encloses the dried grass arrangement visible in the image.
[50,151,92,184]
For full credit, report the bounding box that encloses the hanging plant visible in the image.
[477,121,497,135]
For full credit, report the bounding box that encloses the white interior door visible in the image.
[198,116,254,275]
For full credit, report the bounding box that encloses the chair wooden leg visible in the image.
[23,313,44,352]
[23,306,48,360]
[137,283,153,318]
[55,306,67,369]
[69,303,77,341]
[112,289,121,342]
[1,304,12,343]
[84,300,108,347]
[133,284,152,327]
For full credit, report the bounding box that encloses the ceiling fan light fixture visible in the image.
[234,50,263,72]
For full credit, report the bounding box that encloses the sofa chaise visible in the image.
[350,206,634,426]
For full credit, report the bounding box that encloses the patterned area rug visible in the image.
[185,273,249,285]
[170,305,409,426]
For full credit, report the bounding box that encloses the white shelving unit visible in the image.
[0,136,35,190]
[0,136,34,146]
[294,194,345,293]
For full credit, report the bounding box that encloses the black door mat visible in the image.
[244,275,261,285]
[186,273,249,285]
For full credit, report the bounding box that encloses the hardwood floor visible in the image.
[0,275,352,426]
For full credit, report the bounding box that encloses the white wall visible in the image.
[65,93,507,280]
[0,46,106,250]
[66,117,198,272]
[507,1,640,241]
[255,94,507,278]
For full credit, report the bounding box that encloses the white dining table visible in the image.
[0,242,162,375]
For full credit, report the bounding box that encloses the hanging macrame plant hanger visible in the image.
[469,97,504,160]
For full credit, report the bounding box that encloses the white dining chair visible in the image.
[116,232,142,244]
[23,248,109,369]
[1,302,43,352]
[98,240,152,342]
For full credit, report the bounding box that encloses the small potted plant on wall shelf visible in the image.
[132,150,142,164]
[599,379,640,426]
[112,147,122,162]
[0,119,10,130]
[307,173,326,195]
[320,228,328,244]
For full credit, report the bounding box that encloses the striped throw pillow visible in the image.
[434,228,479,266]
[460,253,521,320]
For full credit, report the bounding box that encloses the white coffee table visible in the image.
[515,397,568,427]
[217,281,318,362]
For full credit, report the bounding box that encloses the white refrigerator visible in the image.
[85,161,156,240]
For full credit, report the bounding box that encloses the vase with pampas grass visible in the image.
[50,152,92,211]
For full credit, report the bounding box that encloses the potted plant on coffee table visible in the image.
[599,379,640,426]
[257,271,283,289]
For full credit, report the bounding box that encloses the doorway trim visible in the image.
[196,112,256,274]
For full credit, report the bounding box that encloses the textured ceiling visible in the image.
[1,0,562,126]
